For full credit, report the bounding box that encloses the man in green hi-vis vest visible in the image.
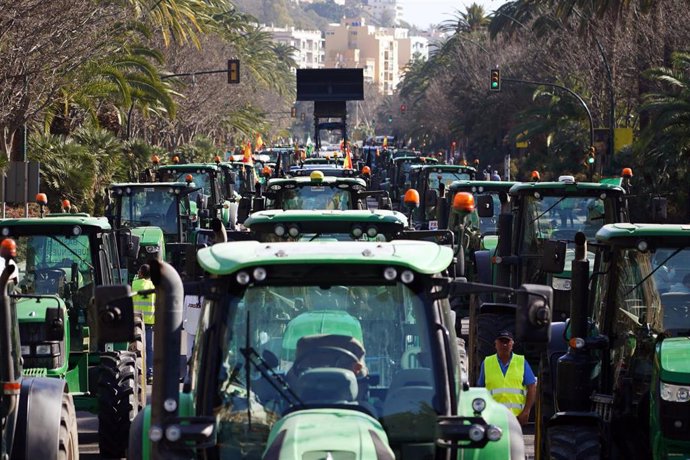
[132,264,155,383]
[477,330,537,426]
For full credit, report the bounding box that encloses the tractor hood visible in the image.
[131,226,165,247]
[263,408,393,459]
[658,337,690,385]
[16,296,65,323]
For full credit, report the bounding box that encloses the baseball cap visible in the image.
[496,330,514,341]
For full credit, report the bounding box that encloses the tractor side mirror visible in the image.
[44,307,65,341]
[476,195,494,218]
[92,285,135,344]
[118,232,140,260]
[515,283,552,343]
[541,240,566,273]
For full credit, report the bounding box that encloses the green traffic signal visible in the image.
[587,156,595,164]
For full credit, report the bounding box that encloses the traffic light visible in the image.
[290,106,297,118]
[586,146,596,166]
[388,115,393,123]
[400,104,407,114]
[227,59,240,84]
[490,68,501,92]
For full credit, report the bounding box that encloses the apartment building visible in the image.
[324,17,428,94]
[363,0,403,26]
[264,25,325,70]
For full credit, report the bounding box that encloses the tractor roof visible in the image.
[244,209,408,229]
[448,180,516,192]
[158,164,221,172]
[596,223,690,246]
[392,156,437,164]
[0,214,112,231]
[266,175,367,188]
[509,180,624,195]
[109,182,193,190]
[197,240,452,276]
[410,164,477,174]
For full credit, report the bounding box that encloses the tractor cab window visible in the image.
[277,187,351,211]
[213,281,440,458]
[427,170,472,190]
[118,188,180,235]
[8,235,95,307]
[172,172,212,201]
[522,195,606,246]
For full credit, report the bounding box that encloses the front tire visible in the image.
[129,313,147,411]
[58,393,79,460]
[98,351,138,459]
[546,424,601,460]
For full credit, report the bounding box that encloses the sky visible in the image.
[399,0,508,29]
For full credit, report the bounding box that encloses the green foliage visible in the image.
[174,135,224,163]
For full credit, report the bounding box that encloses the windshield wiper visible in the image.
[531,196,567,223]
[239,346,303,408]
[625,246,686,296]
[49,236,94,271]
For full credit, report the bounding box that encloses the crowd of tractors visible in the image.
[0,141,688,460]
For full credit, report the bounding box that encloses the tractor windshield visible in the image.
[212,281,441,458]
[8,235,94,305]
[118,187,180,235]
[172,171,212,197]
[521,195,610,252]
[427,170,472,190]
[277,186,352,211]
[593,247,690,335]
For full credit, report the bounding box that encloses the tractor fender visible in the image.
[546,410,602,430]
[547,322,569,356]
[474,249,492,284]
[11,377,66,460]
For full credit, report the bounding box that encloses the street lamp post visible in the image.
[126,63,240,140]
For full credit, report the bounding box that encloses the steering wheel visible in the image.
[34,269,67,294]
[290,346,360,378]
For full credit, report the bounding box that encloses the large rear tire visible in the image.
[129,313,147,411]
[58,393,79,460]
[98,351,138,459]
[535,353,555,460]
[546,424,601,460]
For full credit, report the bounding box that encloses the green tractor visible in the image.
[106,181,199,279]
[406,164,478,230]
[154,163,239,229]
[0,239,80,459]
[0,211,144,458]
[260,171,392,212]
[466,175,629,383]
[534,224,690,459]
[102,239,553,459]
[379,155,438,208]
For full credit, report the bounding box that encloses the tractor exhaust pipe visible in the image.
[0,250,20,420]
[148,259,185,460]
[556,232,595,411]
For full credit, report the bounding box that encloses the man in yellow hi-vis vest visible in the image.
[477,330,536,426]
[132,264,155,383]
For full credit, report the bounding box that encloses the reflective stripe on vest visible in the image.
[485,353,526,416]
[132,277,155,325]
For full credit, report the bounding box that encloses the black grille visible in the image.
[19,323,45,343]
[660,399,690,441]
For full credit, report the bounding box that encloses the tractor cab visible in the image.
[406,164,478,230]
[156,163,238,229]
[532,224,690,459]
[106,182,198,276]
[380,156,438,207]
[262,172,392,212]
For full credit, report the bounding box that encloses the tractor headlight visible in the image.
[20,345,30,356]
[145,245,161,254]
[468,424,485,442]
[661,382,690,402]
[471,397,486,413]
[552,277,571,291]
[486,424,502,441]
[35,344,52,356]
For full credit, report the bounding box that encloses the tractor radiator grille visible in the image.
[23,368,48,378]
[660,400,690,441]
